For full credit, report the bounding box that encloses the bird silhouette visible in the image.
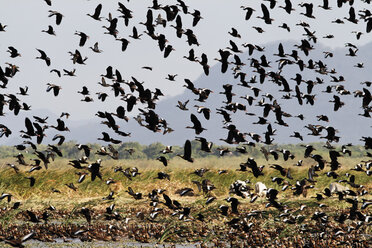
[177,139,194,162]
[87,4,103,21]
[48,10,63,25]
[36,49,51,66]
[186,114,206,134]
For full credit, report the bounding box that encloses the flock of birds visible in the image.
[0,0,372,247]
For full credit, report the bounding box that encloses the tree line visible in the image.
[0,141,367,161]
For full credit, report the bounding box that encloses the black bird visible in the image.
[48,144,63,156]
[156,156,168,166]
[65,183,77,191]
[63,69,76,77]
[7,46,21,58]
[75,31,89,47]
[216,108,232,123]
[42,25,56,35]
[4,232,35,248]
[329,95,344,111]
[0,23,7,32]
[299,3,315,18]
[78,86,90,96]
[21,117,36,136]
[36,49,51,66]
[116,38,130,52]
[186,114,206,135]
[290,132,303,141]
[241,6,255,21]
[51,118,69,131]
[89,42,102,53]
[26,210,40,223]
[177,0,188,14]
[177,139,194,162]
[80,207,91,224]
[76,172,88,183]
[34,151,49,169]
[270,164,292,179]
[118,2,133,26]
[163,194,177,210]
[367,17,372,33]
[219,205,229,216]
[226,197,239,214]
[199,53,210,75]
[103,16,118,37]
[50,69,61,77]
[112,106,129,122]
[319,0,331,10]
[25,176,36,187]
[17,86,29,96]
[76,144,91,157]
[258,4,273,24]
[48,10,63,25]
[303,145,315,158]
[345,7,358,24]
[156,171,170,180]
[126,187,142,199]
[176,188,194,196]
[195,137,213,152]
[246,158,264,177]
[195,105,211,120]
[228,28,241,38]
[88,160,102,181]
[184,29,200,46]
[215,49,231,73]
[164,45,174,58]
[170,15,183,38]
[166,74,177,81]
[326,171,339,179]
[0,193,12,202]
[189,9,202,26]
[46,83,61,96]
[87,4,103,20]
[97,132,120,144]
[184,49,198,62]
[129,26,142,40]
[280,0,294,14]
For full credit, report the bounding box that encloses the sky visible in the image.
[0,0,371,127]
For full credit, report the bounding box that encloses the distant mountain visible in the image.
[1,40,371,146]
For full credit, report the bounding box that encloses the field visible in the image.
[0,148,371,247]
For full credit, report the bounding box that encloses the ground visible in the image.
[0,155,371,247]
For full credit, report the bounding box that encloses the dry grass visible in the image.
[0,155,371,212]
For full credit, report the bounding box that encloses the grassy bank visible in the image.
[0,154,371,247]
[0,155,370,210]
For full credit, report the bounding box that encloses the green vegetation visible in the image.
[0,140,368,160]
[0,143,370,210]
[0,142,370,247]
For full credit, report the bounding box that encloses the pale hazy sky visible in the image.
[0,0,371,121]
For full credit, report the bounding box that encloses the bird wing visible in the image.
[37,49,47,58]
[21,232,35,242]
[261,4,271,24]
[94,4,102,17]
[132,26,138,37]
[349,7,356,21]
[146,9,153,23]
[184,139,192,160]
[25,117,35,135]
